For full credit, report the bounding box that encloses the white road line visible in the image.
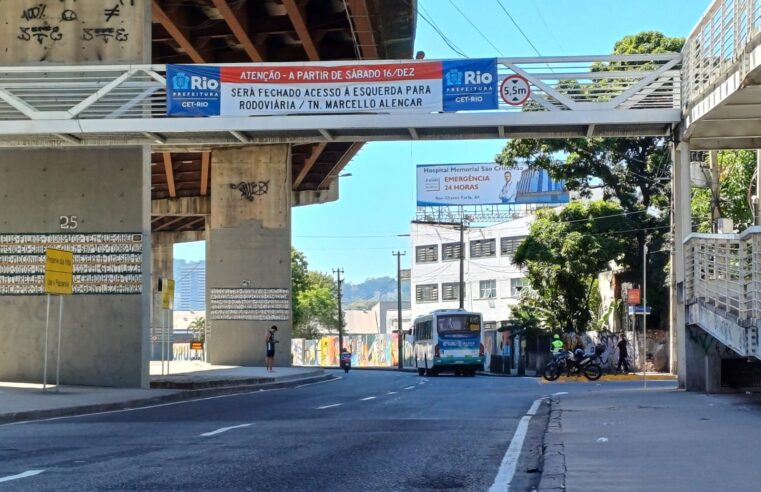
[488,396,544,492]
[387,391,397,395]
[200,423,251,437]
[403,385,415,390]
[316,403,343,410]
[0,470,45,483]
[360,396,377,401]
[294,376,342,388]
[553,391,569,396]
[527,398,545,416]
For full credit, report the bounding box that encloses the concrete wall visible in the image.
[207,145,292,367]
[0,0,148,64]
[0,148,150,387]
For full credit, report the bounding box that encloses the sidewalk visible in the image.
[540,385,761,491]
[0,364,328,424]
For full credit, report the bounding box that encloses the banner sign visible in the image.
[416,163,570,206]
[166,59,498,117]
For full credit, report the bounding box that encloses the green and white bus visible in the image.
[412,309,484,377]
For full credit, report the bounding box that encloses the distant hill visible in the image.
[343,276,410,308]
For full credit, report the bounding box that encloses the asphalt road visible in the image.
[0,371,550,492]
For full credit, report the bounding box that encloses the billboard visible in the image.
[416,163,569,206]
[166,59,498,117]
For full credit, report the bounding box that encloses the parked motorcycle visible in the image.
[543,350,603,381]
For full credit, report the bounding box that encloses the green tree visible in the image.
[291,248,309,331]
[188,316,206,342]
[513,201,634,333]
[692,150,757,233]
[295,271,340,337]
[497,31,683,328]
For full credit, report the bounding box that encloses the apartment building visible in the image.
[409,215,532,330]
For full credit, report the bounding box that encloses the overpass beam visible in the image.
[206,145,292,367]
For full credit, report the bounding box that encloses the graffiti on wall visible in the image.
[292,334,415,368]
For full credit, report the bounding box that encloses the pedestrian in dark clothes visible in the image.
[617,336,631,373]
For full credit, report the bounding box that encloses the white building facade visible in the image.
[409,215,532,331]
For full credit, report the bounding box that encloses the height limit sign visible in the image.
[500,74,531,106]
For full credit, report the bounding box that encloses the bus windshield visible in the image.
[437,314,481,337]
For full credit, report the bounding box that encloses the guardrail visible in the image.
[685,227,761,356]
[682,0,761,111]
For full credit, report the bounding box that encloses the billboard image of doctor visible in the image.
[498,169,523,203]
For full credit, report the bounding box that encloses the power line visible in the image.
[412,0,469,57]
[527,0,566,54]
[495,0,544,57]
[447,0,506,56]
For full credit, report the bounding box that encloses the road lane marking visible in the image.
[0,470,45,483]
[488,396,544,492]
[553,391,569,396]
[403,386,415,390]
[387,391,397,395]
[360,396,376,401]
[200,423,251,437]
[295,376,342,388]
[527,398,545,416]
[316,403,342,409]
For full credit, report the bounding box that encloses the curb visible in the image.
[150,369,327,389]
[0,373,334,425]
[295,366,417,373]
[538,397,566,492]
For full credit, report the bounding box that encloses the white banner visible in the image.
[416,163,569,206]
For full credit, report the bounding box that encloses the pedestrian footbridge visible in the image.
[1,0,761,391]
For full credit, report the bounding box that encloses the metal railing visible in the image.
[685,227,761,356]
[682,0,761,110]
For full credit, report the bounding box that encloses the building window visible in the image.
[501,236,526,257]
[511,277,528,297]
[442,282,463,301]
[470,238,496,258]
[479,279,496,299]
[416,284,439,303]
[443,242,462,261]
[416,244,438,263]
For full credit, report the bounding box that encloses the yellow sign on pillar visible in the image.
[44,249,74,295]
[161,279,175,309]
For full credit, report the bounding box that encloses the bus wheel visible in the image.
[467,370,476,377]
[426,368,437,377]
[454,369,462,377]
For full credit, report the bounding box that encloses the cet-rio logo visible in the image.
[172,72,190,90]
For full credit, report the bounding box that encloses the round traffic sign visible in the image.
[500,74,531,106]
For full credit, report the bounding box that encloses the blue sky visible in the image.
[176,0,711,283]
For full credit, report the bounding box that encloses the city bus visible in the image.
[412,309,485,377]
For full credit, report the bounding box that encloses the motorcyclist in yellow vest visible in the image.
[551,334,564,354]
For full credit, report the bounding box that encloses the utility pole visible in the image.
[333,268,344,354]
[459,218,465,309]
[643,244,648,389]
[393,251,406,369]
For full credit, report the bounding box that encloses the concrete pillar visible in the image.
[0,148,151,387]
[705,354,722,393]
[0,1,151,387]
[673,142,692,388]
[207,145,292,367]
[151,233,174,361]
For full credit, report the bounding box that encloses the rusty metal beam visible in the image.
[200,151,210,196]
[210,0,264,62]
[152,1,206,63]
[282,0,320,61]
[162,151,176,198]
[293,142,328,189]
[318,142,363,189]
[346,0,378,59]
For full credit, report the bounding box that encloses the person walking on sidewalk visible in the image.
[616,336,630,373]
[265,325,278,373]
